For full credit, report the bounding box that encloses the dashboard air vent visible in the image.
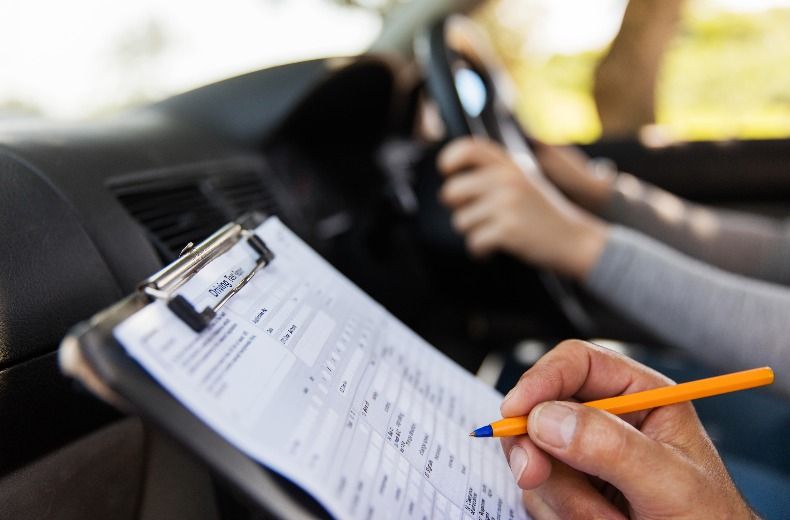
[112,167,280,261]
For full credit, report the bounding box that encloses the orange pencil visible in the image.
[469,366,774,438]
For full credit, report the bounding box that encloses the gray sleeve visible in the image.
[601,173,790,285]
[584,226,790,397]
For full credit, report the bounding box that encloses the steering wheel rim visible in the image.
[418,15,597,336]
[421,16,514,139]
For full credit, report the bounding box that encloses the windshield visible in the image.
[475,0,790,142]
[0,0,382,120]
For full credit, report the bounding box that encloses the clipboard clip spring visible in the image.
[141,224,275,333]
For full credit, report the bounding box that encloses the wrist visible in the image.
[558,216,609,280]
[583,158,618,213]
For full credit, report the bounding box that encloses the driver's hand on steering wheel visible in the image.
[437,137,608,280]
[529,138,618,214]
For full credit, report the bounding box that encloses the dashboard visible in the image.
[0,55,576,477]
[1,58,401,364]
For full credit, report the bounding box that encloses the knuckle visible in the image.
[450,212,466,233]
[496,219,511,237]
[485,219,503,237]
[496,191,519,212]
[499,216,518,237]
[466,235,485,255]
[496,177,518,195]
[644,365,676,387]
[521,490,548,517]
[477,136,498,152]
[503,173,524,187]
[465,235,478,253]
[571,408,631,470]
[524,363,565,400]
[609,415,632,464]
[493,165,514,181]
[439,183,457,204]
[553,493,593,520]
[516,369,534,387]
[458,138,480,156]
[554,339,591,357]
[561,410,587,461]
[491,221,509,242]
[499,188,518,205]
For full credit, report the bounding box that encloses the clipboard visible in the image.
[59,213,329,519]
[61,213,524,520]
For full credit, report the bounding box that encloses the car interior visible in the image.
[1,1,789,519]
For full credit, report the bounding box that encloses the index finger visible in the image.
[437,137,508,175]
[500,340,673,418]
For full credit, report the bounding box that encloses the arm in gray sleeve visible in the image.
[601,173,790,285]
[584,226,790,397]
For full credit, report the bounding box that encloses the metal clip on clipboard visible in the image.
[58,214,326,519]
[139,220,275,333]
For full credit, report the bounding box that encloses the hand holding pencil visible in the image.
[492,340,759,519]
[471,365,773,438]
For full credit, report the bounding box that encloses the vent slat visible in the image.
[122,200,209,221]
[155,215,224,240]
[118,201,208,218]
[228,195,274,209]
[112,169,280,261]
[118,189,205,208]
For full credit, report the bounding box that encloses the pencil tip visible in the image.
[470,425,493,438]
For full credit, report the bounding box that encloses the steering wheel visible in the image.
[417,15,596,336]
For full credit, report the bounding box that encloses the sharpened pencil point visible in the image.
[468,432,475,437]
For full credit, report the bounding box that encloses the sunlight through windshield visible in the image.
[0,0,381,120]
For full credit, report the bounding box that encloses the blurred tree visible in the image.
[594,0,684,137]
[0,99,42,120]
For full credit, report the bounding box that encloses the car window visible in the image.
[0,0,382,120]
[474,0,790,143]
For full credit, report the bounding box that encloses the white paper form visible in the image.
[114,217,528,520]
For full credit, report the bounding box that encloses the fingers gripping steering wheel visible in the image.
[418,15,596,336]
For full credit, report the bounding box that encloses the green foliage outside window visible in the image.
[475,4,790,143]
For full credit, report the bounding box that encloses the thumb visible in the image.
[527,401,683,505]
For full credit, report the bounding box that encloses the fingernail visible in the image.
[532,402,577,448]
[508,446,528,484]
[499,386,516,410]
[500,386,517,411]
[437,144,457,169]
